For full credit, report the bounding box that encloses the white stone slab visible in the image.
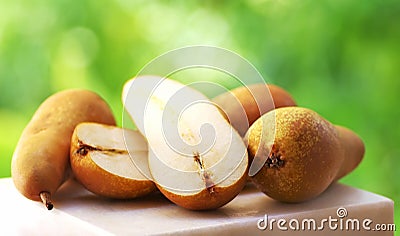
[0,178,394,235]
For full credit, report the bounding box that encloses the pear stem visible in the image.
[39,191,54,210]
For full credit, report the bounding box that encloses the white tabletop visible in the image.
[0,178,394,235]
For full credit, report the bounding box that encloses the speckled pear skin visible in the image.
[245,107,344,203]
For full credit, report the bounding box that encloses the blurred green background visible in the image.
[1,0,398,230]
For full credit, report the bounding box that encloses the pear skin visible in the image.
[245,107,344,202]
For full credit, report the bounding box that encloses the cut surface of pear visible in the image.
[70,122,156,199]
[123,76,248,210]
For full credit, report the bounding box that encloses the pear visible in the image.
[123,76,248,210]
[245,107,347,202]
[212,83,296,136]
[12,89,115,210]
[333,125,365,181]
[70,122,156,199]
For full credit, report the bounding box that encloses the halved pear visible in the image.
[70,122,156,199]
[123,76,248,210]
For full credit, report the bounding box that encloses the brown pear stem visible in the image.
[39,191,54,210]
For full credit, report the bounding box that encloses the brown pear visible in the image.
[334,125,365,181]
[212,83,296,136]
[245,107,345,202]
[12,90,115,209]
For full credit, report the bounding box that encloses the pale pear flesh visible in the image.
[122,76,248,199]
[74,122,151,180]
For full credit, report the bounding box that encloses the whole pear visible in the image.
[245,107,345,202]
[212,83,296,136]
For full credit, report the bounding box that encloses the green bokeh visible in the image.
[1,0,398,231]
